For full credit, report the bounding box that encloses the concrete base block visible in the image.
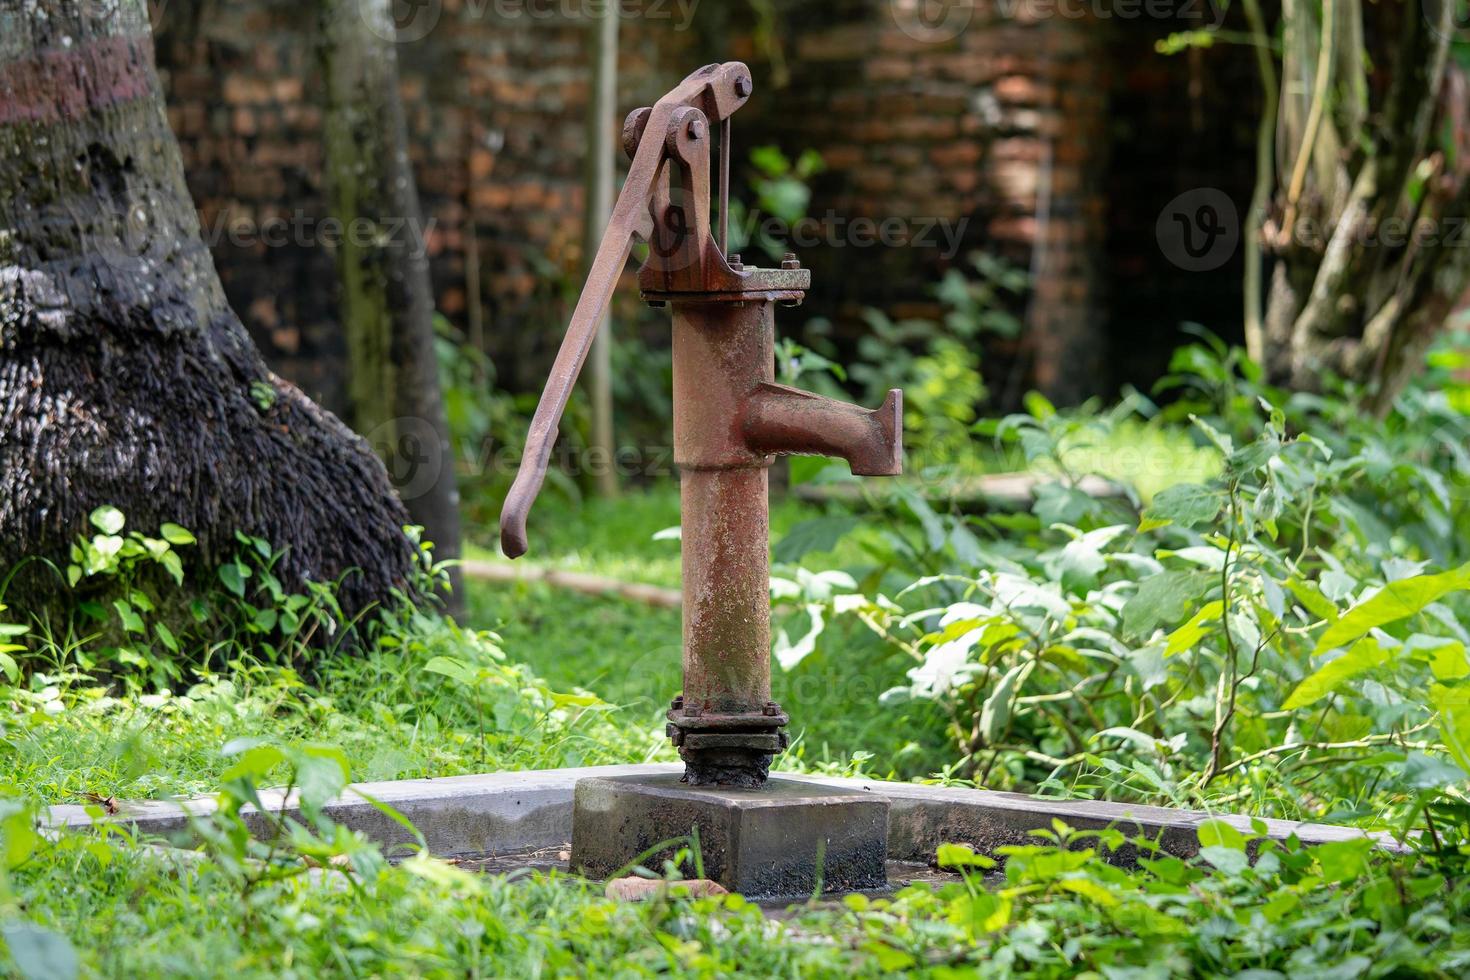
[571,773,888,898]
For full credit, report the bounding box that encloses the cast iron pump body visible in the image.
[500,63,903,787]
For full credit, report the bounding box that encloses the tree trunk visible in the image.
[0,0,417,617]
[318,0,463,612]
[1255,1,1470,412]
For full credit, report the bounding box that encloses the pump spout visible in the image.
[742,382,903,477]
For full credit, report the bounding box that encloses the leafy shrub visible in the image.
[0,513,645,804]
[779,337,1470,850]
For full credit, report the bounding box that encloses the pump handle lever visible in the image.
[499,63,753,558]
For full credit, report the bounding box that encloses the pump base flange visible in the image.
[667,701,789,787]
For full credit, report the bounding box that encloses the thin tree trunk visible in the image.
[0,0,417,618]
[585,2,619,498]
[319,0,463,613]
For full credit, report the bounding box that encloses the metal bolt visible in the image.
[685,704,703,718]
[763,701,779,717]
[671,694,684,710]
[781,252,800,270]
[687,118,705,141]
[728,253,743,271]
[734,75,752,98]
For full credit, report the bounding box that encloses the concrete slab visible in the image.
[45,763,1401,867]
[44,764,674,858]
[571,773,888,898]
[774,773,1406,861]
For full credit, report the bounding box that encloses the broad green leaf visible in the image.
[1314,563,1470,654]
[1312,838,1373,883]
[159,522,196,546]
[1126,644,1169,690]
[1140,483,1222,531]
[1423,640,1470,681]
[423,656,477,686]
[220,744,286,783]
[112,600,144,635]
[2,923,79,980]
[1431,683,1470,774]
[1261,892,1300,922]
[979,660,1032,744]
[1197,819,1247,851]
[89,505,125,535]
[1056,524,1129,591]
[1283,637,1392,710]
[936,843,997,870]
[1286,576,1337,621]
[1198,845,1249,875]
[773,516,859,565]
[1121,570,1212,640]
[1165,601,1223,657]
[295,745,351,816]
[1400,751,1467,791]
[1058,877,1119,906]
[217,562,250,598]
[862,943,916,972]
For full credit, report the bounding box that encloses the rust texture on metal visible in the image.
[499,65,903,787]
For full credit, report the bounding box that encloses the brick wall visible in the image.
[152,0,1256,413]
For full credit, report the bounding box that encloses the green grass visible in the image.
[3,610,660,808]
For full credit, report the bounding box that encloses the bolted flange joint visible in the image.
[666,698,790,788]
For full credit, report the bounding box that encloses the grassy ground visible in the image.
[463,483,953,781]
[9,420,1468,976]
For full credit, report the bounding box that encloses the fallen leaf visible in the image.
[82,792,119,815]
[302,854,353,870]
[604,877,728,902]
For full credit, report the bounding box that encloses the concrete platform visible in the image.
[571,773,888,898]
[45,764,1402,873]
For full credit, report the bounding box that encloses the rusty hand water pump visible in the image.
[500,63,903,787]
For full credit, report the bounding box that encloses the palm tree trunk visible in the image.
[0,0,417,618]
